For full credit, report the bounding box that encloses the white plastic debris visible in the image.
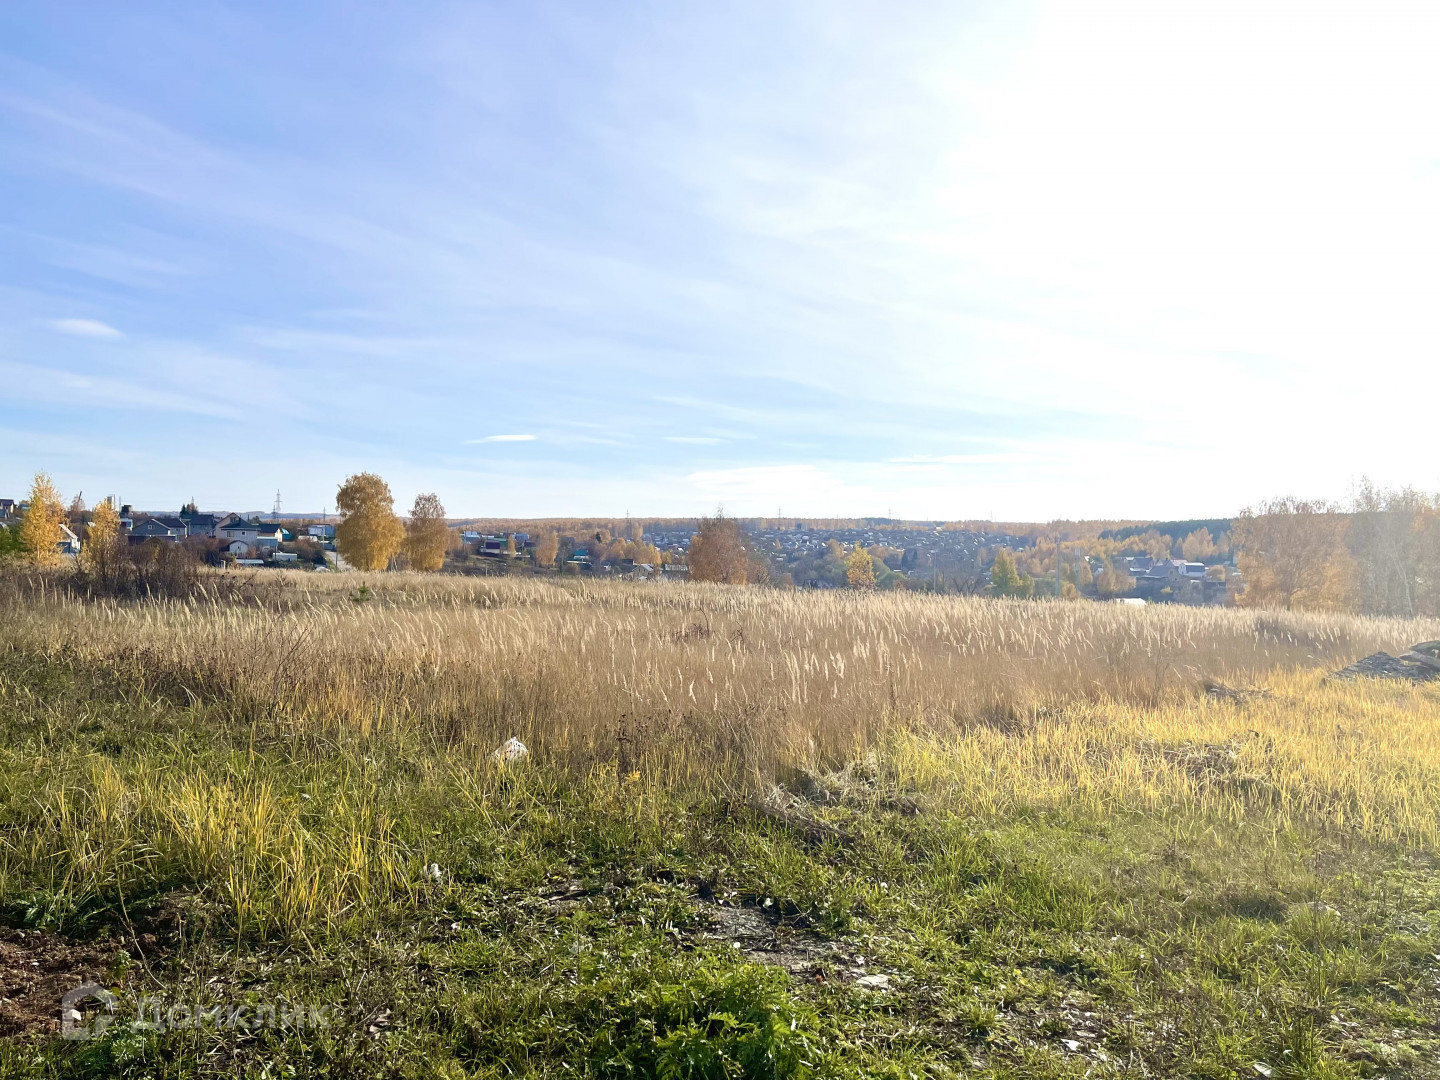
[490,737,529,764]
[424,862,445,882]
[854,974,890,990]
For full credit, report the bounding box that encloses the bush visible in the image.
[73,539,201,600]
[0,524,25,560]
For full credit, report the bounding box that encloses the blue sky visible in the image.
[3,2,1439,519]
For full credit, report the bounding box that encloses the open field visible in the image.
[2,570,1440,1077]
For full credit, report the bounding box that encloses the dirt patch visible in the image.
[698,902,880,984]
[1133,737,1276,802]
[1166,740,1244,782]
[1204,682,1272,702]
[129,892,189,956]
[1332,651,1440,683]
[776,763,921,816]
[0,928,125,1038]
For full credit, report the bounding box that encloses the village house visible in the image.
[1129,559,1208,584]
[477,535,519,557]
[129,516,189,543]
[57,523,80,556]
[180,511,239,539]
[1129,558,1224,605]
[217,522,285,549]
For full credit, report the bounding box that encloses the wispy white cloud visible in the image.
[888,453,1032,465]
[465,434,536,443]
[49,317,124,339]
[665,436,722,444]
[0,360,240,418]
[240,327,449,356]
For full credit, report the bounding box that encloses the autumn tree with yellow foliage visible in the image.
[1345,480,1440,617]
[988,548,1033,598]
[404,493,449,572]
[1233,498,1354,610]
[79,497,124,585]
[1096,564,1133,599]
[335,473,406,571]
[19,472,65,568]
[688,513,750,584]
[844,545,876,588]
[1181,527,1217,561]
[534,530,559,568]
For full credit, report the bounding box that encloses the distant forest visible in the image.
[1099,519,1234,544]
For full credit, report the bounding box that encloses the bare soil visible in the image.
[0,928,123,1038]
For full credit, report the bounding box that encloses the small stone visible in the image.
[854,974,890,990]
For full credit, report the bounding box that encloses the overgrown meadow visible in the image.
[2,570,1440,1078]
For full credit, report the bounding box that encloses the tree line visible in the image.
[0,471,455,579]
[1232,483,1440,614]
[9,469,1439,612]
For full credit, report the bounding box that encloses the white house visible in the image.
[218,522,284,549]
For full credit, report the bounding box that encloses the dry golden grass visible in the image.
[4,570,1437,777]
[3,569,1439,828]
